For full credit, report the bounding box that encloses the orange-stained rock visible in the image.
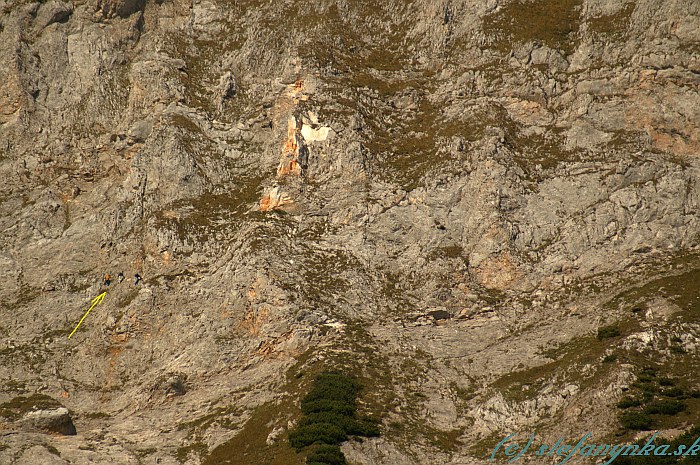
[276,116,308,177]
[473,251,523,291]
[259,186,293,212]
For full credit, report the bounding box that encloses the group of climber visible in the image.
[103,271,141,287]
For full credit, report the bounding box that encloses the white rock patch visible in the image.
[301,124,332,142]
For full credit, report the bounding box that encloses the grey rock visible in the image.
[95,0,146,19]
[20,407,77,435]
[15,445,70,465]
[34,1,72,31]
[0,0,698,463]
[216,71,237,110]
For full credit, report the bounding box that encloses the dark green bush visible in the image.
[302,373,359,406]
[617,397,643,409]
[643,400,686,416]
[597,326,621,340]
[632,382,658,394]
[299,412,360,432]
[609,424,700,465]
[307,445,347,465]
[658,377,676,386]
[355,417,380,437]
[301,399,355,416]
[289,423,347,450]
[289,371,380,460]
[621,412,653,430]
[603,354,618,363]
[661,387,685,398]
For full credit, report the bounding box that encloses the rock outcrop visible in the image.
[0,0,699,463]
[20,407,77,436]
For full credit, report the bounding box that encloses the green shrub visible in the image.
[299,412,361,433]
[301,399,355,416]
[603,354,618,363]
[289,371,381,459]
[289,423,347,450]
[355,417,380,437]
[617,397,643,409]
[658,377,676,386]
[670,346,686,354]
[307,445,347,465]
[302,373,359,406]
[632,382,658,394]
[661,387,685,398]
[621,412,653,430]
[597,326,621,340]
[644,400,686,416]
[610,424,700,465]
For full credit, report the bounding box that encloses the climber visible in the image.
[134,273,142,285]
[104,274,111,286]
[117,272,125,283]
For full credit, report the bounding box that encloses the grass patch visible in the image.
[116,289,140,308]
[497,333,620,404]
[606,263,700,323]
[587,2,635,37]
[82,411,111,419]
[620,412,653,431]
[425,426,462,452]
[201,400,304,465]
[615,424,700,465]
[176,442,208,464]
[0,394,63,420]
[470,431,503,458]
[616,361,700,434]
[482,0,583,55]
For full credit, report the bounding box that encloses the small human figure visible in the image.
[117,272,125,283]
[134,273,141,285]
[104,274,111,286]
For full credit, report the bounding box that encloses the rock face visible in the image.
[277,116,309,178]
[95,0,146,19]
[0,0,699,464]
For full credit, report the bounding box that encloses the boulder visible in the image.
[20,407,77,436]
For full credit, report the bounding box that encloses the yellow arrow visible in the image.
[68,292,107,339]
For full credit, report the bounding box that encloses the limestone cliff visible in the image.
[0,0,698,464]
